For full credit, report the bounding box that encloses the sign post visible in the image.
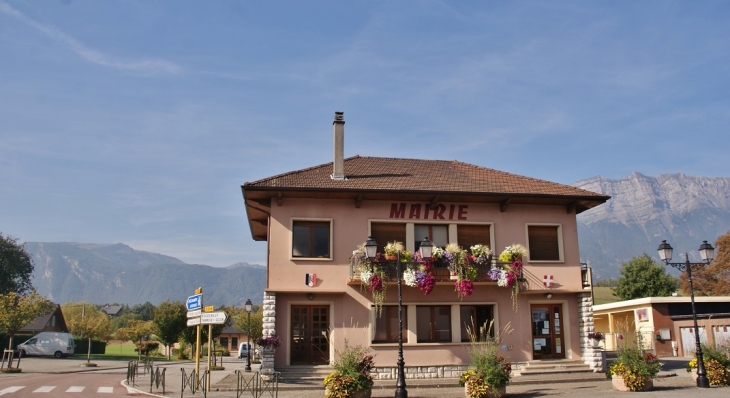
[187,288,203,385]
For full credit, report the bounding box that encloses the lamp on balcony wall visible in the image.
[657,239,714,388]
[545,293,553,299]
[364,235,432,398]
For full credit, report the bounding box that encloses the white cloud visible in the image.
[0,2,182,74]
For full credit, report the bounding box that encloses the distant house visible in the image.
[101,305,124,317]
[217,325,248,354]
[18,305,69,334]
[593,296,730,357]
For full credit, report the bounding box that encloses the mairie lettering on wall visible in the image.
[389,203,468,220]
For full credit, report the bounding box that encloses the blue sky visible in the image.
[1,1,729,267]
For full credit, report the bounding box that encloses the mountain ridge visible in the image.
[573,172,730,279]
[25,242,266,306]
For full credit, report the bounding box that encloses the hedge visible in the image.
[73,339,107,355]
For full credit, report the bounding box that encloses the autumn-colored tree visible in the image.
[612,254,678,300]
[679,231,730,296]
[62,302,111,364]
[0,292,55,359]
[153,300,187,360]
[116,320,154,361]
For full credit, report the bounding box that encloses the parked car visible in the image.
[17,332,75,358]
[238,342,251,359]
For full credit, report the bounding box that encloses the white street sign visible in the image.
[201,311,227,325]
[187,309,201,318]
[187,317,201,327]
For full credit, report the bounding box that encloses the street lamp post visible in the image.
[244,299,253,372]
[656,240,715,389]
[365,236,432,398]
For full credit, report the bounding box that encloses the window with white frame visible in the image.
[292,220,331,258]
[527,225,562,261]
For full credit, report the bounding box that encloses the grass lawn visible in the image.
[87,341,183,362]
[593,287,620,305]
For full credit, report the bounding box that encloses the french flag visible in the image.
[305,273,317,287]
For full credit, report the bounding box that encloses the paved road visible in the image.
[0,372,136,397]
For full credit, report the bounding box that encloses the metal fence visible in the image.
[181,368,208,398]
[234,370,281,398]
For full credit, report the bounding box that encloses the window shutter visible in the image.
[528,226,560,261]
[457,224,491,253]
[371,223,406,254]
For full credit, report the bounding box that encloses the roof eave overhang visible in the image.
[242,185,609,242]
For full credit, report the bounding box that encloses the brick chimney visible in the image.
[331,111,346,180]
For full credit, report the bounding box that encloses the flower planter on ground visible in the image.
[611,376,653,392]
[464,385,506,398]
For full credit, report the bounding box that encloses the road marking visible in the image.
[0,386,25,396]
[66,386,85,392]
[32,386,56,392]
[97,386,114,393]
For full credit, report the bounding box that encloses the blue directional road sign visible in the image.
[187,294,202,311]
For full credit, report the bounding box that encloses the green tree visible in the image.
[232,305,263,344]
[116,320,154,361]
[63,302,111,364]
[153,300,187,360]
[130,302,156,321]
[0,234,35,295]
[0,292,56,361]
[680,231,730,296]
[612,254,678,300]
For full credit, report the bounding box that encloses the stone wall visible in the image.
[370,363,526,380]
[261,291,277,375]
[578,292,603,371]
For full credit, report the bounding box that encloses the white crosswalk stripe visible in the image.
[0,385,122,395]
[0,386,25,396]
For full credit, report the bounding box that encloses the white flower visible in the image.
[360,269,373,285]
[497,270,508,287]
[403,269,418,287]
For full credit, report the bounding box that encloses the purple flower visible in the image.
[487,267,501,281]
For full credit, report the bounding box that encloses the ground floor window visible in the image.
[460,305,495,342]
[232,337,238,348]
[219,337,228,349]
[416,305,452,342]
[373,306,407,343]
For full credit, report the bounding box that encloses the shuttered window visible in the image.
[527,225,561,261]
[457,224,491,253]
[370,222,407,254]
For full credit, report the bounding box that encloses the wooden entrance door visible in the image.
[530,304,566,359]
[291,305,330,364]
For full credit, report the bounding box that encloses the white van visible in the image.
[238,342,251,359]
[17,332,75,358]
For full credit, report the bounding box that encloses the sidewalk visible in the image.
[6,356,728,398]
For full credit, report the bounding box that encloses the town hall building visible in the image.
[242,112,609,378]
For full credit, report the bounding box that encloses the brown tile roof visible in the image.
[245,156,606,198]
[242,156,610,241]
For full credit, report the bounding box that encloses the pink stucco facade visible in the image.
[263,198,591,369]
